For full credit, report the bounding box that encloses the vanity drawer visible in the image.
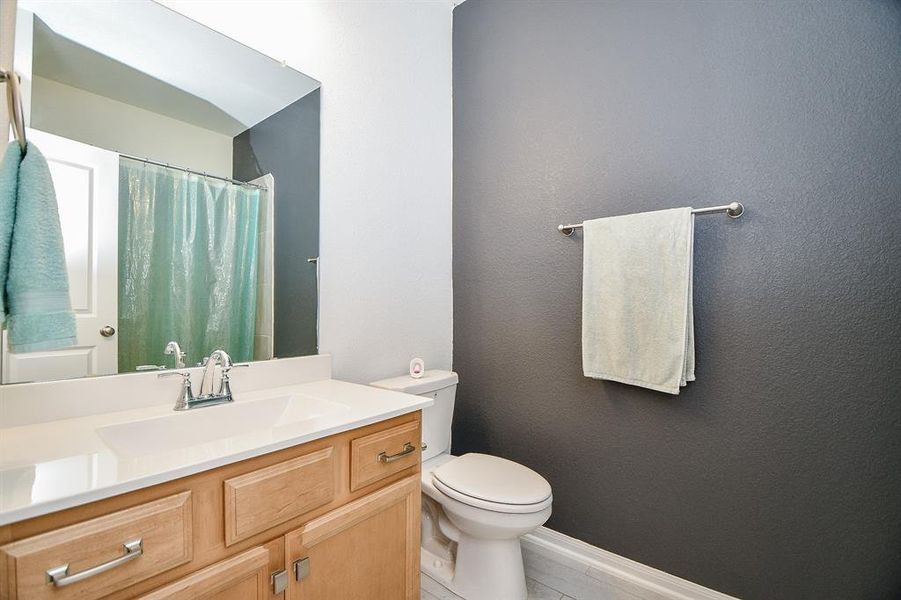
[0,491,192,600]
[350,420,421,491]
[224,445,336,546]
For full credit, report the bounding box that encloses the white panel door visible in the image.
[2,128,119,383]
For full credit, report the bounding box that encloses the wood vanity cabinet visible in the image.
[0,412,422,600]
[284,476,420,600]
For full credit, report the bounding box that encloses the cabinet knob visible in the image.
[294,557,311,581]
[271,569,289,594]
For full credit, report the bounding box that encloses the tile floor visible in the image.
[420,542,664,600]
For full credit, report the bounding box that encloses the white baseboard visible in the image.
[521,527,740,600]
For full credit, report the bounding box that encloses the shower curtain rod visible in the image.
[557,202,744,236]
[119,153,267,190]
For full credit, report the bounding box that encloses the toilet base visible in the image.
[421,533,528,600]
[419,454,550,600]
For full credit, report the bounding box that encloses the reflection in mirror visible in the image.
[4,0,320,384]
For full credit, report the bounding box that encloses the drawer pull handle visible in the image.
[377,442,417,464]
[46,538,143,587]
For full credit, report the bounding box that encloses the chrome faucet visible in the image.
[164,341,186,369]
[159,349,248,411]
[199,349,232,397]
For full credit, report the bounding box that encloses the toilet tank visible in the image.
[370,370,458,462]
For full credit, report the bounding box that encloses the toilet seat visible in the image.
[432,453,553,514]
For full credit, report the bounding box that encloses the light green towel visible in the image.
[582,207,695,395]
[0,144,18,318]
[0,141,77,352]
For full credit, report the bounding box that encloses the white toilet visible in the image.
[371,371,552,600]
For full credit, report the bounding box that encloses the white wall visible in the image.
[1,3,31,157]
[161,1,454,384]
[0,0,16,151]
[31,76,234,177]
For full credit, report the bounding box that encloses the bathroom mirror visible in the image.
[4,0,320,384]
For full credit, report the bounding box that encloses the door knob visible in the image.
[100,325,116,337]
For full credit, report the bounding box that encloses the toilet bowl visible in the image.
[370,371,553,600]
[421,452,552,600]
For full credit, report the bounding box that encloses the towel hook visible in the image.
[1,70,27,151]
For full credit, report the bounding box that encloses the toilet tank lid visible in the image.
[370,370,458,395]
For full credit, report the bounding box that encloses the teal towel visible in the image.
[0,144,17,318]
[0,141,77,352]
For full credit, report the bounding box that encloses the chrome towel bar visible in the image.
[558,202,744,236]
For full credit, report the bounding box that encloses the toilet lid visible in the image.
[432,453,552,507]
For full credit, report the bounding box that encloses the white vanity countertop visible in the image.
[0,378,432,526]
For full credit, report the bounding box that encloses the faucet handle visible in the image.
[220,363,248,383]
[158,370,191,380]
[218,363,249,397]
[220,363,249,377]
[159,371,195,411]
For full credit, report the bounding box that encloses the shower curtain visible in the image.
[118,160,260,372]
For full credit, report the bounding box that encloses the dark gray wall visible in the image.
[234,89,320,357]
[452,2,901,599]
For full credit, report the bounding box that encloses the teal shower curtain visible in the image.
[118,160,260,372]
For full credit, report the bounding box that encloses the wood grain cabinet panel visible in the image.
[285,475,420,600]
[0,492,192,600]
[0,413,423,600]
[350,421,421,491]
[224,446,336,546]
[137,546,271,600]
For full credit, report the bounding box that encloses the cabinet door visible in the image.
[137,546,271,600]
[285,475,420,600]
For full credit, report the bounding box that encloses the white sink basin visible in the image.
[96,395,348,458]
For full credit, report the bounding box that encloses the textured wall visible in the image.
[234,90,320,358]
[452,1,901,598]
